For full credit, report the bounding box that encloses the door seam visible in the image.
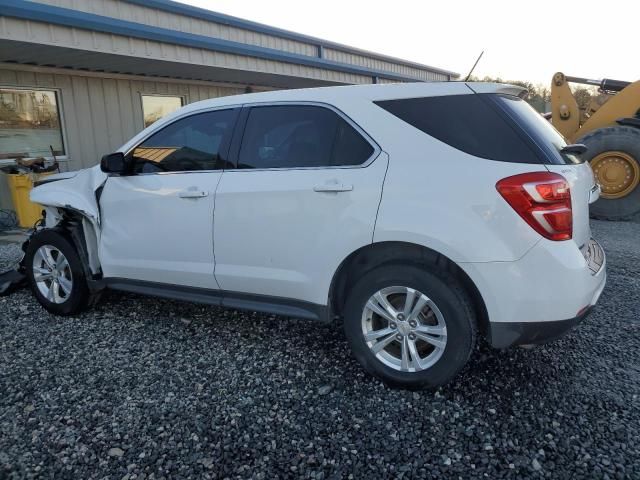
[211,171,225,290]
[371,151,390,243]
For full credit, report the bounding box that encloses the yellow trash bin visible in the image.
[6,173,52,228]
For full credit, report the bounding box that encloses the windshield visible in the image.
[495,95,584,165]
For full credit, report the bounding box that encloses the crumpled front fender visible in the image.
[30,166,107,226]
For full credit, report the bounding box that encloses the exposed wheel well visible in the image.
[37,208,103,289]
[328,242,489,336]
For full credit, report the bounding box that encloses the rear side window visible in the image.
[238,105,374,169]
[374,95,543,164]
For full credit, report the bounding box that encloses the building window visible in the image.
[0,88,65,160]
[141,95,185,128]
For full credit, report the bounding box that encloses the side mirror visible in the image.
[100,152,128,174]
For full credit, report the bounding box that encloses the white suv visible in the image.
[17,82,606,388]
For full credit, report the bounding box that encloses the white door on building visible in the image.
[98,108,238,288]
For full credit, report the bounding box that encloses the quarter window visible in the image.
[0,88,65,160]
[332,118,375,167]
[237,105,374,169]
[130,109,237,173]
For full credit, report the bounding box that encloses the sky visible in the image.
[177,0,637,86]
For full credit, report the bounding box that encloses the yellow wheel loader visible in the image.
[551,72,640,219]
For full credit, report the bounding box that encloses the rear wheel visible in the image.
[343,264,476,389]
[580,126,640,220]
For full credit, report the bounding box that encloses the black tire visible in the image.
[579,126,640,220]
[25,229,92,315]
[343,263,477,389]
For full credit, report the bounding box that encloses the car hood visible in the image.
[33,170,80,186]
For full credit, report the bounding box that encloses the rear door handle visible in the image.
[177,189,209,198]
[313,184,353,193]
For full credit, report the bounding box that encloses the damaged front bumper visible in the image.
[0,236,30,296]
[0,268,27,295]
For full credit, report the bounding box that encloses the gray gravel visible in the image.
[1,220,639,479]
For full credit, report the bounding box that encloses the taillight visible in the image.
[496,172,572,241]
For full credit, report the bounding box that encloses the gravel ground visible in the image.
[0,220,638,479]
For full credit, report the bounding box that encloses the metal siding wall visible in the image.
[0,65,245,209]
[323,48,450,82]
[29,1,451,81]
[34,0,318,57]
[1,17,374,86]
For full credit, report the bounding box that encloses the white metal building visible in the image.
[0,0,457,209]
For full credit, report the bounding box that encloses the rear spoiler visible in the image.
[465,82,528,99]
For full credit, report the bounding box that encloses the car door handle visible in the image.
[177,189,209,198]
[313,184,353,193]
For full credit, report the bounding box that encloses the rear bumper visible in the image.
[489,306,593,349]
[459,237,606,347]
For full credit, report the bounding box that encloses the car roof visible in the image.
[118,81,525,153]
[179,81,526,112]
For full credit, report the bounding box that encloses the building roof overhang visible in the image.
[0,0,458,85]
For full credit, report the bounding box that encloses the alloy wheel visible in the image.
[361,286,447,372]
[32,244,73,304]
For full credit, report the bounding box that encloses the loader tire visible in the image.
[580,126,640,220]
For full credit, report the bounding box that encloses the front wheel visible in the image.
[343,264,477,389]
[25,229,92,315]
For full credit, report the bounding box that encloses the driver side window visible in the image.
[130,109,238,173]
